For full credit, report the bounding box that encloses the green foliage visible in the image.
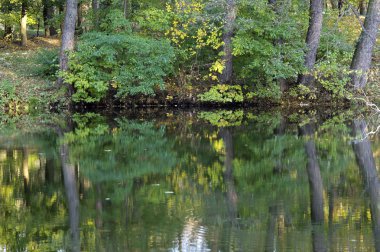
[198,110,244,127]
[31,48,59,79]
[246,82,282,101]
[134,1,224,83]
[289,84,317,100]
[313,22,354,97]
[233,0,306,87]
[198,84,244,103]
[0,79,16,106]
[314,51,352,98]
[62,11,175,103]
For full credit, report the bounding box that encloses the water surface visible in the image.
[0,109,379,251]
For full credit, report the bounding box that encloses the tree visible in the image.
[299,0,324,85]
[58,0,78,95]
[20,0,27,46]
[352,120,380,250]
[43,0,57,37]
[220,0,236,84]
[300,123,327,252]
[350,0,380,89]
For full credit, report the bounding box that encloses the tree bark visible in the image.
[58,0,78,96]
[350,0,380,89]
[299,0,324,86]
[220,0,236,84]
[352,120,380,251]
[20,1,27,47]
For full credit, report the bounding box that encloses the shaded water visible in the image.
[0,109,380,251]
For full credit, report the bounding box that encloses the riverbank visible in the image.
[0,37,378,114]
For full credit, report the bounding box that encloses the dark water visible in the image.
[0,109,380,251]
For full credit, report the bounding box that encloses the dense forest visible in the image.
[0,0,378,109]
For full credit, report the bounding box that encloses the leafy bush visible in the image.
[314,21,354,97]
[246,82,282,101]
[198,84,244,103]
[61,10,175,103]
[233,0,306,85]
[314,51,352,98]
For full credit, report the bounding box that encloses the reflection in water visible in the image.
[352,120,380,252]
[60,130,80,252]
[300,123,327,252]
[171,218,209,252]
[2,111,380,251]
[220,128,238,221]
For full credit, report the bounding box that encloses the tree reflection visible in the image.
[352,120,380,252]
[300,123,327,252]
[59,128,80,252]
[220,128,238,221]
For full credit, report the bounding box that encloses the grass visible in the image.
[0,37,62,114]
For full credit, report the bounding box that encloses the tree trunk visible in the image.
[58,0,78,96]
[43,0,57,37]
[20,1,27,47]
[350,0,380,89]
[359,0,367,15]
[352,120,380,251]
[220,0,236,84]
[299,0,324,86]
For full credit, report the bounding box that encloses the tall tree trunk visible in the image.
[20,1,27,47]
[58,0,78,96]
[350,0,380,89]
[352,120,380,251]
[299,0,324,86]
[220,0,236,84]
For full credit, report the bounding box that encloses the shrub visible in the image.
[198,84,244,103]
[62,32,175,103]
